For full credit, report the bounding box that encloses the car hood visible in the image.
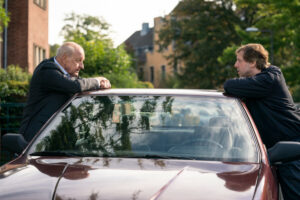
[0,157,260,200]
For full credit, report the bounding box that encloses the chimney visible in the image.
[140,23,149,36]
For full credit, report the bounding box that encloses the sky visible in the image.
[49,0,181,46]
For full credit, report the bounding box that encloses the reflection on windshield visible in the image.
[29,96,258,162]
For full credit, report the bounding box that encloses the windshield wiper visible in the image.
[29,151,99,157]
[142,154,195,160]
[29,151,196,160]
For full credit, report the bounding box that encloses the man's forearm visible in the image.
[224,76,272,99]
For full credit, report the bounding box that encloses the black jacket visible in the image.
[19,57,100,142]
[224,65,300,148]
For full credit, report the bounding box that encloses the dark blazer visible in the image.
[19,57,100,142]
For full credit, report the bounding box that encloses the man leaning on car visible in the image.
[224,43,300,200]
[19,42,111,142]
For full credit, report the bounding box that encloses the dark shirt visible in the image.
[224,65,300,148]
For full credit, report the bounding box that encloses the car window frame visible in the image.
[235,99,261,163]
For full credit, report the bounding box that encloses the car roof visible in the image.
[80,88,229,98]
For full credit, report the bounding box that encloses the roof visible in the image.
[80,88,228,98]
[124,28,154,48]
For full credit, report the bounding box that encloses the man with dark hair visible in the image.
[224,43,300,200]
[19,42,111,142]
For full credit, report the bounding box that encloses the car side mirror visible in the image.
[1,133,28,155]
[268,141,300,165]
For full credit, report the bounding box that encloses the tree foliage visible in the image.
[0,65,31,102]
[50,44,60,57]
[60,13,153,88]
[158,0,242,89]
[233,0,300,66]
[61,12,110,42]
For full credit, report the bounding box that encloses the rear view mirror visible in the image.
[1,133,28,155]
[268,141,300,165]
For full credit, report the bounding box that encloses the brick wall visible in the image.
[6,0,48,73]
[28,0,49,73]
[7,0,29,71]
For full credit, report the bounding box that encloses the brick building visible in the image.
[124,17,182,88]
[145,17,180,88]
[0,0,49,73]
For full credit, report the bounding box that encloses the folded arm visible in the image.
[224,73,275,99]
[39,68,100,94]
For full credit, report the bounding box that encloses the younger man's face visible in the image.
[234,51,255,77]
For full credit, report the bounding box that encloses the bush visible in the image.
[290,85,300,103]
[103,72,153,88]
[0,65,31,102]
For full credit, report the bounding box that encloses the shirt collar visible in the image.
[54,57,69,76]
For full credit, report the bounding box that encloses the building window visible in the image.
[34,45,46,67]
[138,67,144,80]
[34,0,47,9]
[172,40,176,50]
[173,59,178,74]
[161,65,166,80]
[148,46,153,52]
[150,66,154,83]
[137,48,143,56]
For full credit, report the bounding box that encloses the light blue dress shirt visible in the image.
[54,57,69,76]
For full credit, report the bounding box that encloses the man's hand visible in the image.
[96,77,111,89]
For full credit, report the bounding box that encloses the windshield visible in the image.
[28,95,258,162]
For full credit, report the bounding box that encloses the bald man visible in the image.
[19,42,111,142]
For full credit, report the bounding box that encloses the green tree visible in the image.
[0,0,9,42]
[49,44,60,57]
[158,0,242,89]
[232,0,300,66]
[60,13,153,88]
[61,12,110,42]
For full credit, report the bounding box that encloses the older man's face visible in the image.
[63,48,85,77]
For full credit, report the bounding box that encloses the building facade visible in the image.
[124,17,178,88]
[1,0,49,73]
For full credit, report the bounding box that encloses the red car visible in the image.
[1,89,299,200]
